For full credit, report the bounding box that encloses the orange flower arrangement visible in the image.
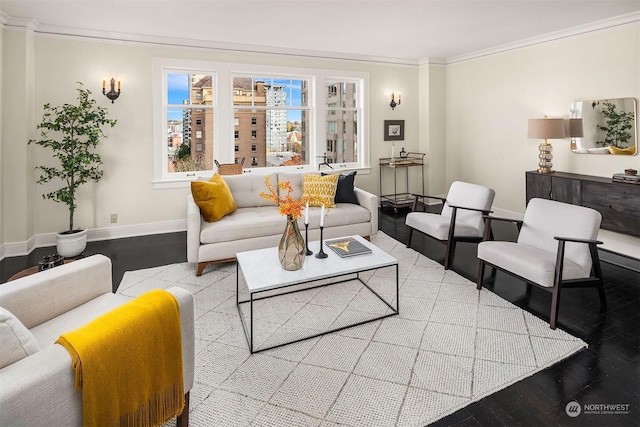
[259,176,306,220]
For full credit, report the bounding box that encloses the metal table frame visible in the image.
[379,152,425,212]
[236,245,399,354]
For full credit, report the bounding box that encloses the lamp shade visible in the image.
[528,118,566,139]
[565,118,584,138]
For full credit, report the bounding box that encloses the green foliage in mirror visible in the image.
[596,102,635,149]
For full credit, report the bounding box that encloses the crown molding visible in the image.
[0,11,9,27]
[445,11,640,64]
[2,11,637,68]
[5,16,39,32]
[418,58,446,66]
[4,17,419,66]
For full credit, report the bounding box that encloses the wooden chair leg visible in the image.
[549,284,561,330]
[476,260,486,290]
[176,391,190,427]
[444,240,456,270]
[589,244,607,308]
[406,228,413,248]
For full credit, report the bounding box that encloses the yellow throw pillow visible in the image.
[302,173,339,207]
[191,174,237,222]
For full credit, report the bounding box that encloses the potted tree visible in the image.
[29,82,117,257]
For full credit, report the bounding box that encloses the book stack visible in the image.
[612,173,640,184]
[325,237,372,258]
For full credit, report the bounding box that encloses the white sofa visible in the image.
[187,171,378,275]
[0,255,195,427]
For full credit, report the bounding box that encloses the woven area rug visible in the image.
[117,232,587,427]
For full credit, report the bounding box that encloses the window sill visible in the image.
[152,166,371,190]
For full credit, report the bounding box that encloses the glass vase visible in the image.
[279,215,306,271]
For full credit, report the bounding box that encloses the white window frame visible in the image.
[153,58,369,189]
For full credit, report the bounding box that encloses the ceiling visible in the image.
[1,0,639,62]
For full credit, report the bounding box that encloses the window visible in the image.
[154,58,369,187]
[159,70,214,178]
[326,81,360,164]
[232,75,310,168]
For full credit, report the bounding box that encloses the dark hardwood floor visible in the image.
[1,207,638,426]
[382,206,639,427]
[0,232,187,291]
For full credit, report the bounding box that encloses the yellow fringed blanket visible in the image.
[56,290,184,427]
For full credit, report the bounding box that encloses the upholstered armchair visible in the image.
[405,181,495,269]
[0,255,195,426]
[477,198,607,329]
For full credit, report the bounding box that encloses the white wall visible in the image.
[446,22,640,214]
[2,20,639,253]
[2,27,35,246]
[0,25,4,251]
[2,31,419,249]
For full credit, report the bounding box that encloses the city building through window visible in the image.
[154,59,368,187]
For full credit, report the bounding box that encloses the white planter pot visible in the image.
[56,228,88,258]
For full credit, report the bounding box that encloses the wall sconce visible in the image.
[390,92,401,110]
[102,78,121,103]
[528,116,565,174]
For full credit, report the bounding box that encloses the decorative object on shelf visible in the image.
[625,168,637,175]
[612,172,640,184]
[315,204,328,259]
[259,176,307,270]
[389,92,401,110]
[102,77,121,103]
[384,120,404,141]
[29,82,117,257]
[399,147,407,158]
[37,255,65,272]
[528,116,565,174]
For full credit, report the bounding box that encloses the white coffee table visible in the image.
[236,235,399,353]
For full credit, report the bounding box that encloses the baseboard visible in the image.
[0,219,187,261]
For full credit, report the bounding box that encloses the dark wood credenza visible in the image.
[526,171,640,238]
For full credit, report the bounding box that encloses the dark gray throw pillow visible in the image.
[322,171,359,204]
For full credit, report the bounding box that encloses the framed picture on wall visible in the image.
[384,120,404,141]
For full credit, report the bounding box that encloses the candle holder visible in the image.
[315,226,328,259]
[304,223,313,255]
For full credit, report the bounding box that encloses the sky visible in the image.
[167,73,303,122]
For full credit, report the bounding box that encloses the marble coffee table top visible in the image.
[236,235,398,293]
